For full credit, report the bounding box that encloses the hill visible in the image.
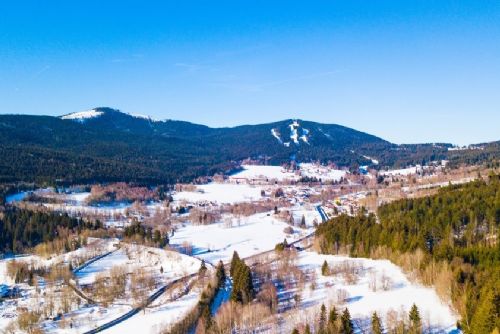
[0,107,497,184]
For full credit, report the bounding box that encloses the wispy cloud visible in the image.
[211,70,342,93]
[213,44,270,58]
[111,54,144,63]
[13,65,52,92]
[31,65,51,79]
[174,61,221,75]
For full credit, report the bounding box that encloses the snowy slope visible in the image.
[61,109,104,121]
[293,251,459,333]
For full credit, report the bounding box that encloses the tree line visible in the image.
[316,175,500,333]
[0,207,102,253]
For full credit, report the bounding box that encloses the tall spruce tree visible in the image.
[371,311,383,334]
[409,304,422,334]
[230,251,240,277]
[321,260,329,276]
[216,260,226,288]
[319,303,327,333]
[340,308,353,334]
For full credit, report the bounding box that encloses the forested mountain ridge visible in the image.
[0,107,498,184]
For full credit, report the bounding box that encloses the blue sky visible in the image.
[1,1,499,145]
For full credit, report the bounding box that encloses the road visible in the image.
[82,206,328,333]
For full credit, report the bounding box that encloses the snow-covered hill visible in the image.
[61,109,104,122]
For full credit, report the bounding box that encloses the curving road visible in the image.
[82,206,328,333]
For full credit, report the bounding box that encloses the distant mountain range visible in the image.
[0,107,498,184]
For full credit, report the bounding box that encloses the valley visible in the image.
[1,160,488,333]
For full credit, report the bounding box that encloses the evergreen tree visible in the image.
[319,303,327,333]
[329,306,338,324]
[321,260,329,276]
[291,328,299,334]
[230,251,240,277]
[198,259,207,277]
[230,255,254,304]
[470,290,500,334]
[409,304,422,334]
[371,311,383,334]
[304,324,311,334]
[340,308,353,334]
[215,260,226,288]
[301,215,306,228]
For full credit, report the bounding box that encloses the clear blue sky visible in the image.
[1,1,499,145]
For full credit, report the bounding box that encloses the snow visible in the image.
[300,163,346,181]
[75,249,129,285]
[230,165,297,181]
[295,251,459,333]
[75,244,200,286]
[362,155,379,165]
[35,243,201,334]
[102,282,201,334]
[130,113,158,121]
[271,128,283,144]
[61,109,104,121]
[174,183,264,204]
[289,122,299,144]
[171,211,312,264]
[42,304,132,334]
[380,166,421,176]
[229,164,346,183]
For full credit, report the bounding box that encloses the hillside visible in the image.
[0,107,497,184]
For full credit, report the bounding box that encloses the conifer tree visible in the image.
[409,303,422,334]
[304,324,311,334]
[230,251,240,277]
[216,260,226,288]
[319,303,327,333]
[198,259,207,277]
[329,306,338,324]
[340,308,353,334]
[371,311,383,334]
[301,215,306,228]
[321,260,329,276]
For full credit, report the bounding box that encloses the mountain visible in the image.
[0,107,496,184]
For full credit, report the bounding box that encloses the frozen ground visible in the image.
[75,248,130,285]
[292,251,459,333]
[101,279,201,334]
[299,163,346,182]
[380,166,421,176]
[173,183,264,204]
[75,243,201,286]
[229,164,347,183]
[171,211,313,264]
[230,165,297,181]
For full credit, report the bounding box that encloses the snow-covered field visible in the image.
[292,251,459,333]
[171,210,314,264]
[174,183,264,204]
[299,163,346,182]
[102,277,201,334]
[76,243,201,286]
[230,165,298,181]
[229,164,347,183]
[380,166,422,176]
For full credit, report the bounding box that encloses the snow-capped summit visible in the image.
[60,109,104,122]
[61,107,162,124]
